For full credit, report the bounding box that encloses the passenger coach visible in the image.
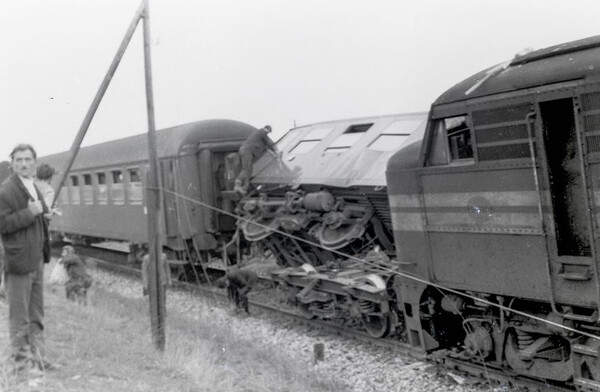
[40,119,255,261]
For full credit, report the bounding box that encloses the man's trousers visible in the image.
[5,261,44,360]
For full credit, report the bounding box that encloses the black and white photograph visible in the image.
[1,0,600,391]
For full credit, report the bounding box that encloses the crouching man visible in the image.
[217,266,258,314]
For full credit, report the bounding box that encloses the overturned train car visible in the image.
[240,112,427,266]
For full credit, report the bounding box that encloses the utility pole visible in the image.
[51,0,166,350]
[143,0,166,351]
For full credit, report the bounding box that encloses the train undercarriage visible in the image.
[267,245,600,390]
[418,287,600,390]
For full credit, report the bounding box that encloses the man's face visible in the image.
[11,149,36,179]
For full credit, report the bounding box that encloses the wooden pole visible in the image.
[52,1,146,207]
[143,0,166,351]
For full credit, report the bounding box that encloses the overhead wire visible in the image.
[160,187,600,341]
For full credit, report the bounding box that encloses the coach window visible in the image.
[276,130,302,153]
[69,175,80,205]
[82,174,93,205]
[128,168,143,205]
[325,123,372,154]
[96,172,108,204]
[369,119,423,151]
[289,127,333,154]
[111,170,124,204]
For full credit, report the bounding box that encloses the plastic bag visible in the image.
[49,259,69,285]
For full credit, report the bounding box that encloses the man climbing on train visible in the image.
[233,125,279,194]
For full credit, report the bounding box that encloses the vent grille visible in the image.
[478,144,531,161]
[583,112,600,133]
[475,124,528,144]
[472,104,531,126]
[581,92,600,111]
[587,135,600,153]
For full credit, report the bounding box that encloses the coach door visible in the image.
[537,96,600,311]
[160,160,180,240]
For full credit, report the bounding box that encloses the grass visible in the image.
[0,280,347,392]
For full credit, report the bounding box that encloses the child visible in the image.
[35,163,58,219]
[60,246,93,305]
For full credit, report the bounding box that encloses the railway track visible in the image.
[75,246,578,392]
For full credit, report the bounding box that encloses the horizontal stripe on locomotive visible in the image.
[391,205,544,214]
[391,210,545,234]
[389,191,549,209]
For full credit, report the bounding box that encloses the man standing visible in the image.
[234,125,278,194]
[0,144,51,371]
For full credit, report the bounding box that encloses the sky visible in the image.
[1,0,600,158]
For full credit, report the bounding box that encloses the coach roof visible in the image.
[434,35,600,105]
[40,119,255,170]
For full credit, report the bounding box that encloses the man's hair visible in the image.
[36,163,55,180]
[10,144,37,160]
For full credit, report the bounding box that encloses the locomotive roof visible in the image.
[39,119,256,171]
[252,112,427,188]
[434,35,600,105]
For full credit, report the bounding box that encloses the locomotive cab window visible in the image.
[325,123,372,154]
[427,115,474,165]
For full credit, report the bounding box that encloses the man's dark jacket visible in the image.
[0,174,50,274]
[239,129,276,158]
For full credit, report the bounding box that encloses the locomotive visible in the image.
[30,34,600,389]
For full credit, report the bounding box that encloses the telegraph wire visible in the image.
[160,187,600,341]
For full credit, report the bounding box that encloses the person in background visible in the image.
[217,265,258,314]
[141,252,172,296]
[35,163,57,219]
[61,245,92,305]
[0,144,52,372]
[0,161,12,296]
[234,125,278,194]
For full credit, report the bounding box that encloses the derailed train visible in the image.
[36,35,600,388]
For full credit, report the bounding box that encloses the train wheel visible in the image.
[362,313,389,338]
